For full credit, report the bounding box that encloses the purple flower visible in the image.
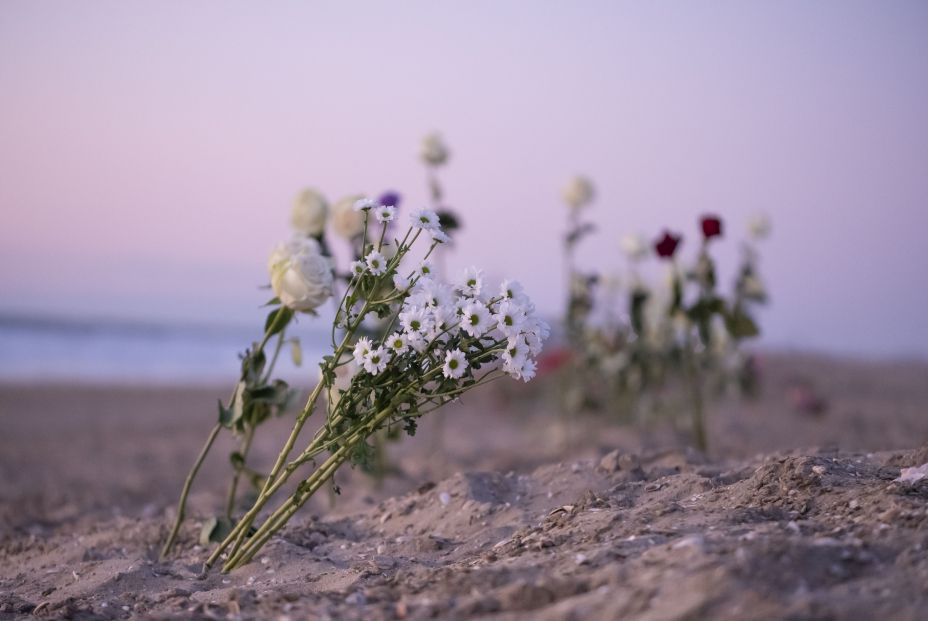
[379,191,401,208]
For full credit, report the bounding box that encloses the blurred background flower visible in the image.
[2,1,927,383]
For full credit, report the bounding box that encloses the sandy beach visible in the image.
[2,351,928,619]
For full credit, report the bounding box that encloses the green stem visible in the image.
[224,423,255,520]
[204,378,357,569]
[684,332,708,453]
[204,378,328,569]
[222,329,287,520]
[225,450,351,570]
[261,330,287,385]
[225,360,500,570]
[160,422,222,559]
[223,404,394,570]
[223,445,351,570]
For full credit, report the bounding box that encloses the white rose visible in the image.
[331,194,366,239]
[620,234,648,261]
[748,213,771,241]
[268,238,333,312]
[290,188,328,236]
[562,176,594,210]
[420,132,450,166]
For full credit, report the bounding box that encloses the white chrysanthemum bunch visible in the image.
[201,200,546,572]
[345,268,548,385]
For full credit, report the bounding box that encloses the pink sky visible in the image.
[1,2,927,357]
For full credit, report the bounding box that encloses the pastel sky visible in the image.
[1,1,927,358]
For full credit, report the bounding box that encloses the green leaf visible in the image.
[630,289,649,334]
[670,276,683,313]
[264,306,294,336]
[229,381,247,428]
[565,222,596,247]
[243,348,266,384]
[725,307,760,339]
[199,516,233,546]
[436,209,462,232]
[229,451,245,471]
[247,379,290,407]
[218,399,233,428]
[262,297,281,307]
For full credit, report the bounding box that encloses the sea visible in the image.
[0,312,330,385]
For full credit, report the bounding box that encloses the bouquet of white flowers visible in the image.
[163,198,547,572]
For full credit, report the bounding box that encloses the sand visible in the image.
[2,352,928,619]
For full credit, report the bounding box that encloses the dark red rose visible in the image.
[700,215,723,239]
[654,230,682,259]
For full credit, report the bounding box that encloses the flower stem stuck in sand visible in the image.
[165,197,546,571]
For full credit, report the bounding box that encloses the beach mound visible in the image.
[3,353,928,619]
[3,444,928,620]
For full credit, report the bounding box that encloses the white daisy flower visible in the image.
[354,197,376,211]
[362,346,391,375]
[386,332,409,355]
[410,208,440,231]
[424,306,455,342]
[502,336,529,371]
[453,295,470,317]
[523,331,544,356]
[522,317,550,355]
[461,301,491,337]
[430,229,450,244]
[499,279,530,306]
[494,300,526,338]
[349,260,366,277]
[442,348,468,379]
[400,307,431,335]
[413,278,452,308]
[456,266,484,298]
[407,331,428,353]
[375,205,396,223]
[393,273,411,292]
[365,250,387,275]
[517,358,537,382]
[417,260,434,279]
[426,322,450,346]
[352,337,373,366]
[430,304,456,331]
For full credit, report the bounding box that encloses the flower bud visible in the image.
[620,234,648,261]
[562,176,594,210]
[700,215,723,240]
[331,194,366,239]
[748,213,771,241]
[741,274,766,299]
[290,188,328,237]
[268,238,334,312]
[420,132,450,166]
